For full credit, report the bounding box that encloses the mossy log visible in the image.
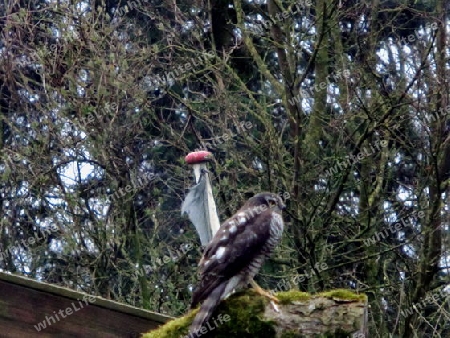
[143,289,368,338]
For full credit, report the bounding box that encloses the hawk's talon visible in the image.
[270,300,280,312]
[250,280,280,303]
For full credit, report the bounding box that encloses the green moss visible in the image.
[275,289,365,305]
[319,289,367,302]
[143,290,276,338]
[209,289,276,337]
[276,290,310,304]
[142,309,197,338]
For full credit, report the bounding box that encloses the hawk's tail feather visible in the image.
[189,281,227,335]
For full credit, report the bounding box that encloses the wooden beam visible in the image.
[0,271,171,337]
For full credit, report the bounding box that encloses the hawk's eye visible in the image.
[268,199,277,207]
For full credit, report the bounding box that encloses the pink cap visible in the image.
[185,151,213,164]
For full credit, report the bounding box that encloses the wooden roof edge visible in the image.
[0,270,173,324]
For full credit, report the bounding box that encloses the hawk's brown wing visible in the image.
[190,207,274,308]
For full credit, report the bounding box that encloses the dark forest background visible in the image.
[0,0,449,336]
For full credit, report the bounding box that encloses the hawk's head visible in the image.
[245,192,286,212]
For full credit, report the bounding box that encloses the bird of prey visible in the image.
[189,192,285,335]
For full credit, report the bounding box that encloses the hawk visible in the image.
[189,192,285,334]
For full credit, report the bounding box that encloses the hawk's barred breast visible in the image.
[243,212,284,282]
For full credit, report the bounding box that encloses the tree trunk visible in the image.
[144,289,368,338]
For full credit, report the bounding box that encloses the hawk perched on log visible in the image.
[189,192,285,334]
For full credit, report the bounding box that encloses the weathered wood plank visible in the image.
[0,271,171,337]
